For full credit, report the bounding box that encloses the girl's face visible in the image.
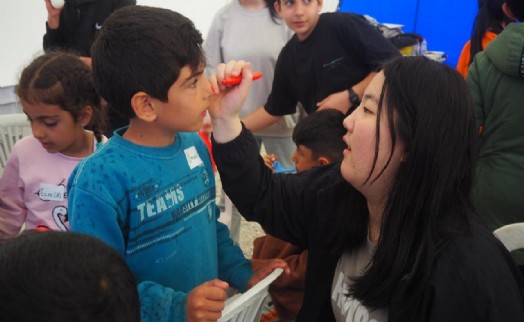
[22,100,91,157]
[275,0,323,41]
[340,72,404,201]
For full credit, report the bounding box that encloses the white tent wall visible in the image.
[0,0,231,112]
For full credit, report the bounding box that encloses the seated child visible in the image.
[67,6,287,322]
[0,230,140,322]
[0,51,106,241]
[252,109,346,321]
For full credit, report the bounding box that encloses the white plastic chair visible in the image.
[494,223,524,252]
[0,113,31,172]
[218,268,283,322]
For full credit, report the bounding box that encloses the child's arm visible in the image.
[67,178,203,322]
[68,183,126,254]
[215,217,253,291]
[0,151,26,241]
[44,0,62,30]
[215,217,290,292]
[316,72,377,113]
[247,258,290,289]
[251,235,307,291]
[138,279,228,322]
[242,106,281,132]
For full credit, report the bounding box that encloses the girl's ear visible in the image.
[77,106,93,127]
[130,91,158,123]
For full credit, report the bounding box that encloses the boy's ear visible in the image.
[318,156,331,166]
[502,3,516,21]
[130,91,158,123]
[77,106,93,127]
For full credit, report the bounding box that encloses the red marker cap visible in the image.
[222,72,262,86]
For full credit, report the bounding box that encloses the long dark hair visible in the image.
[16,51,106,141]
[469,0,509,64]
[347,56,477,318]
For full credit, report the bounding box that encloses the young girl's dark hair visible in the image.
[469,0,510,64]
[343,56,477,318]
[0,231,140,322]
[16,51,106,141]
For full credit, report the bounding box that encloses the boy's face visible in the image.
[292,144,324,173]
[275,0,323,41]
[152,65,211,133]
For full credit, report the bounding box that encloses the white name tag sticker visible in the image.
[39,184,65,201]
[184,146,203,169]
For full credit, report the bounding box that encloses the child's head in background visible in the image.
[292,109,346,172]
[0,230,140,322]
[91,5,211,134]
[274,0,324,41]
[16,51,106,156]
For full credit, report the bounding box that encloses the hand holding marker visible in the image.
[220,72,295,173]
[222,72,263,86]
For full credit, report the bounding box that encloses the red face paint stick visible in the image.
[222,72,263,86]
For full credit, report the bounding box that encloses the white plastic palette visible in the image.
[218,268,284,322]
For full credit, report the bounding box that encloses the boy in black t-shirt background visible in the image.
[242,0,399,131]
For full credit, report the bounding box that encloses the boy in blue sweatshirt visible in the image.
[67,6,286,322]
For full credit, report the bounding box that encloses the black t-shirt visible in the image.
[43,0,136,56]
[265,12,400,115]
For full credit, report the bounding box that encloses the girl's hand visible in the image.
[208,60,253,143]
[247,259,290,289]
[208,60,253,120]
